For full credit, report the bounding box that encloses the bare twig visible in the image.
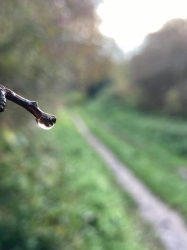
[0,84,56,129]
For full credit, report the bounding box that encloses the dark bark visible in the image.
[0,84,56,129]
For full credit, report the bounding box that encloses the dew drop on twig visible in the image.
[36,115,56,130]
[36,120,55,130]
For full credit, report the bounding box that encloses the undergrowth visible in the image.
[0,111,163,250]
[79,101,187,221]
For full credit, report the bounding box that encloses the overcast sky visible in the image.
[97,0,187,53]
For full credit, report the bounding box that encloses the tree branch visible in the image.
[0,84,56,129]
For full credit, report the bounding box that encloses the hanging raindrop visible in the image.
[36,114,56,130]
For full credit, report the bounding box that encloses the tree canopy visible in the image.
[129,19,187,115]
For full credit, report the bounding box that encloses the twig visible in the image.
[0,84,56,129]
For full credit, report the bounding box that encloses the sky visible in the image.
[96,0,187,53]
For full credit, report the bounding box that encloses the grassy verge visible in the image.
[78,101,187,221]
[0,110,164,250]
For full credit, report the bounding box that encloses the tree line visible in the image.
[0,0,113,126]
[129,19,187,116]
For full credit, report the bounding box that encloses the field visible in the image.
[79,101,187,222]
[0,110,164,250]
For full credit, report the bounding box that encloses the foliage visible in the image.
[0,111,159,250]
[79,101,187,221]
[129,19,187,115]
[0,0,113,126]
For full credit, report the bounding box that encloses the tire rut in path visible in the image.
[72,114,187,250]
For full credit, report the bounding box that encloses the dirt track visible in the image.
[72,114,187,250]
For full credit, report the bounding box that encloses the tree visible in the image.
[130,19,187,114]
[0,0,113,125]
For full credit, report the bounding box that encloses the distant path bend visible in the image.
[72,114,187,250]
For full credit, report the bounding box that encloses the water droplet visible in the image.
[37,120,55,130]
[36,115,56,130]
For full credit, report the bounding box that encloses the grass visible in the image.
[0,110,164,250]
[78,101,187,222]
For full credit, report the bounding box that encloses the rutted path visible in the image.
[72,114,187,250]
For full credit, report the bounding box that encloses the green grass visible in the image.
[78,101,187,222]
[0,110,164,250]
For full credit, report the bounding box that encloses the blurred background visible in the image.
[1,0,187,249]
